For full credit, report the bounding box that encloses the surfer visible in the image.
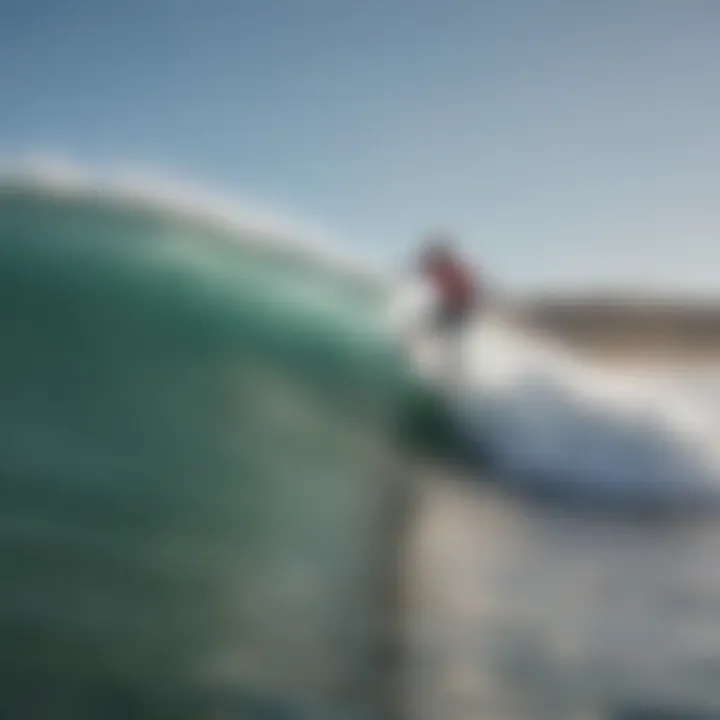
[415,234,482,380]
[418,236,480,332]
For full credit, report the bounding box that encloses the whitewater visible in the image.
[394,278,720,511]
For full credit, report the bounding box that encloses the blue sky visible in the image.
[3,0,720,292]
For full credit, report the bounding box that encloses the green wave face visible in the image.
[0,189,413,718]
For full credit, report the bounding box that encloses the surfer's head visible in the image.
[418,232,458,273]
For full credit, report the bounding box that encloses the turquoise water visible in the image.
[0,187,420,718]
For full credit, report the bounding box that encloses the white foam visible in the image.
[462,320,720,504]
[396,289,720,506]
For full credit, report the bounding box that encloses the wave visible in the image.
[0,169,407,716]
[6,159,720,515]
[3,159,720,717]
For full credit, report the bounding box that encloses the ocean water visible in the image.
[5,170,720,719]
[394,267,720,718]
[0,177,413,719]
[406,330,720,718]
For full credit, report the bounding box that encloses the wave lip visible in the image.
[0,158,384,290]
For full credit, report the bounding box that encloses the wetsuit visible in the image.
[427,260,478,332]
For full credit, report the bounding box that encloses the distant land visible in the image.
[520,294,720,365]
